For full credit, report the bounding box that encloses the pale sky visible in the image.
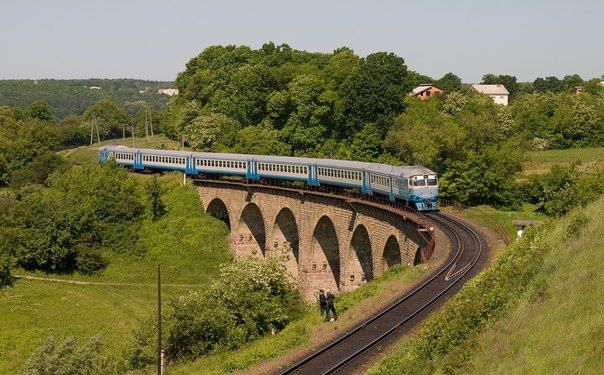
[1,0,602,82]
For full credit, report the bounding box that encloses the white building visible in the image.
[158,88,179,96]
[472,84,509,105]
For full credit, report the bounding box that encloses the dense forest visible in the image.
[0,79,174,119]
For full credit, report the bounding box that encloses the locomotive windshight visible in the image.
[99,146,438,211]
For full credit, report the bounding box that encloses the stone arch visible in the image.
[382,235,402,270]
[271,207,300,277]
[309,215,340,293]
[348,224,373,287]
[236,203,266,258]
[206,198,231,229]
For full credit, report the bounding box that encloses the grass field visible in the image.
[523,147,604,176]
[2,172,232,373]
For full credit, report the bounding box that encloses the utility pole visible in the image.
[90,118,94,146]
[131,126,135,147]
[122,124,126,143]
[145,111,149,142]
[94,115,101,144]
[157,264,163,375]
[147,107,154,136]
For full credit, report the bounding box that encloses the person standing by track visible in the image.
[325,289,337,322]
[317,289,327,318]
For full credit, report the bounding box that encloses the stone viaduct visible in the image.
[196,180,434,300]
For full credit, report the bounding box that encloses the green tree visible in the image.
[582,78,604,95]
[533,76,563,92]
[185,112,240,151]
[350,123,383,161]
[58,114,88,146]
[83,99,132,139]
[9,152,67,187]
[146,176,165,221]
[26,101,55,122]
[436,72,462,93]
[561,74,584,90]
[341,52,408,132]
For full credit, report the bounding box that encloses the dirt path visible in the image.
[14,274,201,288]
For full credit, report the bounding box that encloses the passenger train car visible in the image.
[99,145,438,211]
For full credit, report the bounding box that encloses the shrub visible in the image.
[525,162,604,216]
[127,253,303,368]
[25,335,113,375]
[0,255,15,288]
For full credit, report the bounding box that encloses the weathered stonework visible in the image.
[197,181,429,301]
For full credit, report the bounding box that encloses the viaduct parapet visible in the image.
[196,180,433,300]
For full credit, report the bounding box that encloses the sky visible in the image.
[1,0,602,83]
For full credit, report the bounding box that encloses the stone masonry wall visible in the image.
[197,181,429,301]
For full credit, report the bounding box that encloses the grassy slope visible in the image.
[369,196,604,374]
[460,199,604,374]
[522,147,604,176]
[1,172,231,372]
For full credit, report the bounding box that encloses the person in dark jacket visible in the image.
[325,289,337,322]
[318,289,327,317]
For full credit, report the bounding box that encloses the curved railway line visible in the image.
[278,211,488,375]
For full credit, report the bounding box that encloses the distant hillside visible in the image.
[0,79,175,119]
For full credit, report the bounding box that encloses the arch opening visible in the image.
[236,203,266,258]
[348,225,373,288]
[309,216,340,294]
[206,198,231,230]
[272,208,300,277]
[413,247,423,265]
[383,235,402,270]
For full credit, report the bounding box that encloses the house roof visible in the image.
[472,84,509,95]
[411,84,442,95]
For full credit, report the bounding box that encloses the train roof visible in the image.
[100,145,436,177]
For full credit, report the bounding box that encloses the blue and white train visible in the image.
[99,145,438,211]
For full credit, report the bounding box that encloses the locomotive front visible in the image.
[408,172,438,211]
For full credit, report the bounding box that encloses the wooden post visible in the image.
[157,264,162,375]
[122,124,126,142]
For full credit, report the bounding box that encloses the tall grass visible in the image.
[368,196,604,374]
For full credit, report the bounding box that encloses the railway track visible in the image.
[278,212,487,375]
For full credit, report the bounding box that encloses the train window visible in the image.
[427,176,438,186]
